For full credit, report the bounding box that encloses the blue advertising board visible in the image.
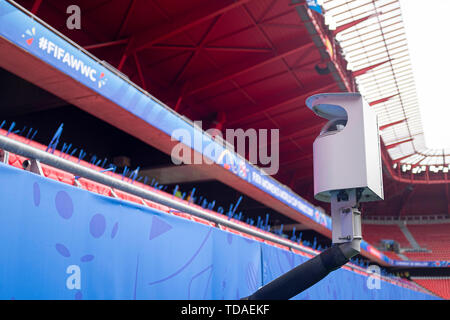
[0,163,439,299]
[306,0,323,14]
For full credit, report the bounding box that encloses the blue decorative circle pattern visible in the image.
[55,191,73,219]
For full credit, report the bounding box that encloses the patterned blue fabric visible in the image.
[0,164,438,300]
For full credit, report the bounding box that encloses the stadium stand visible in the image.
[405,224,450,261]
[362,224,410,248]
[0,127,440,297]
[412,277,450,299]
[362,221,450,262]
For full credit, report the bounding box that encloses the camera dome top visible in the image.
[305,92,362,121]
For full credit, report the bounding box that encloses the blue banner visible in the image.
[392,260,449,268]
[0,164,439,299]
[306,0,323,14]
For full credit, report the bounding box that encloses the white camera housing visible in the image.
[306,93,384,203]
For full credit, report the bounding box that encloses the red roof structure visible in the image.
[11,0,450,218]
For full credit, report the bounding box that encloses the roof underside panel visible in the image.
[323,0,449,168]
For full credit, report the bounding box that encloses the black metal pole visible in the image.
[242,244,350,300]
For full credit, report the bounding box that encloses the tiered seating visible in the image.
[404,251,450,261]
[412,277,450,299]
[362,224,410,248]
[405,224,450,261]
[362,223,450,261]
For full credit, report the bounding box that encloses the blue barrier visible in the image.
[0,0,447,269]
[0,164,438,299]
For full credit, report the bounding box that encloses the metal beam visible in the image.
[369,94,398,106]
[280,153,313,166]
[171,14,222,85]
[185,40,315,96]
[260,121,324,151]
[116,0,137,39]
[257,0,279,22]
[392,153,415,163]
[288,168,307,189]
[352,60,391,77]
[385,138,414,150]
[191,57,320,108]
[133,53,147,90]
[205,46,273,53]
[333,13,379,35]
[84,39,129,50]
[117,0,253,68]
[379,119,407,131]
[31,0,42,14]
[226,82,336,126]
[240,3,304,89]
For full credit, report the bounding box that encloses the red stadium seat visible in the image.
[362,224,410,248]
[413,277,450,299]
[405,224,450,261]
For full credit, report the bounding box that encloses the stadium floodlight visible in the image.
[243,93,384,300]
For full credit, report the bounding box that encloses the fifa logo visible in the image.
[366,265,381,290]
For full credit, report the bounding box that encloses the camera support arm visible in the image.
[330,188,362,259]
[243,189,362,300]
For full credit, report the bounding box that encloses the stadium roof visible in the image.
[323,0,449,173]
[6,0,449,214]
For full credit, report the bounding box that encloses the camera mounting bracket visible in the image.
[330,188,362,258]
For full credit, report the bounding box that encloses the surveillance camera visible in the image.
[244,92,385,300]
[306,92,384,203]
